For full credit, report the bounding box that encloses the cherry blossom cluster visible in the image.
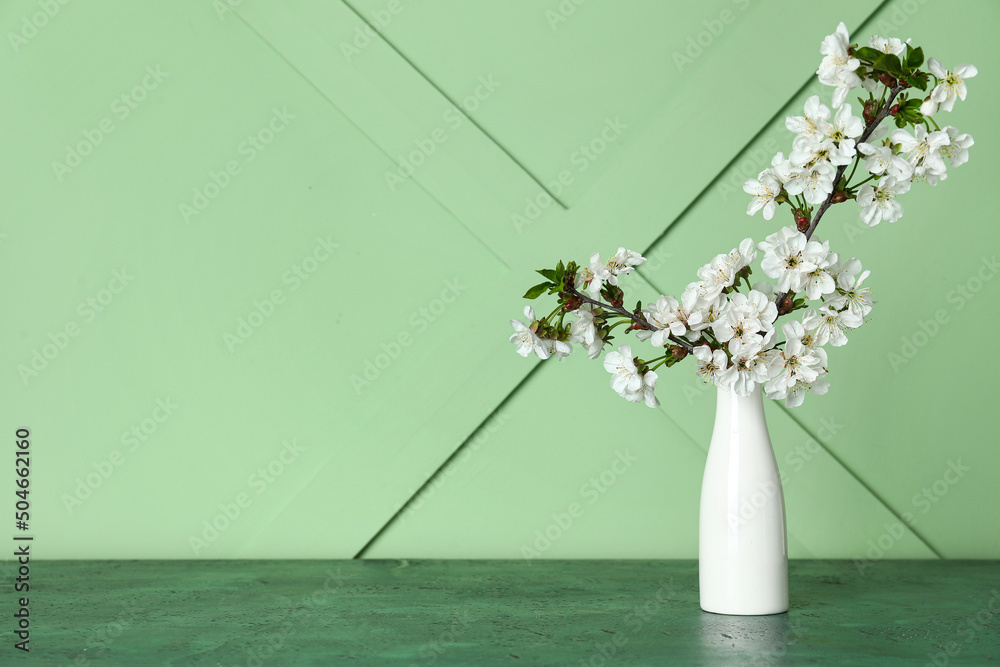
[508,23,976,410]
[509,232,870,408]
[745,23,975,230]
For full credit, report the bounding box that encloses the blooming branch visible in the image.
[560,283,695,353]
[508,22,976,410]
[804,83,906,241]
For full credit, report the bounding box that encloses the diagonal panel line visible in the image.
[353,271,817,559]
[340,0,568,210]
[638,0,896,256]
[354,361,547,558]
[231,7,511,272]
[777,404,944,558]
[644,254,947,559]
[356,0,937,559]
[222,4,518,555]
[636,0,942,559]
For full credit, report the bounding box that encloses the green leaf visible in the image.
[907,74,927,91]
[907,46,924,69]
[523,282,552,299]
[854,46,883,63]
[874,53,903,76]
[536,268,557,281]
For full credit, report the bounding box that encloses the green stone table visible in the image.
[14,559,1000,665]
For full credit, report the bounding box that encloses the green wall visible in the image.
[2,0,997,561]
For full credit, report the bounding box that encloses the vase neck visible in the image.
[714,385,766,433]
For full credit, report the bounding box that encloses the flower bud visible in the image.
[795,213,810,233]
[832,191,848,203]
[889,103,899,116]
[779,296,795,316]
[670,345,688,362]
[862,99,879,125]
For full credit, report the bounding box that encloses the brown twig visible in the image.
[564,284,695,352]
[774,83,908,312]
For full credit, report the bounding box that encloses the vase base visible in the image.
[699,604,789,616]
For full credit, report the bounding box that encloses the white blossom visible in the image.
[939,126,974,167]
[782,320,822,351]
[646,295,687,346]
[920,97,938,117]
[857,141,914,181]
[509,306,550,359]
[891,126,950,179]
[717,344,773,397]
[785,96,833,141]
[765,321,828,395]
[695,253,738,301]
[605,248,646,285]
[769,152,807,194]
[712,290,778,356]
[729,238,758,272]
[576,252,611,296]
[712,303,764,355]
[790,135,854,169]
[830,256,862,290]
[803,306,862,347]
[925,58,978,114]
[759,227,829,292]
[800,242,838,300]
[857,176,910,226]
[826,104,864,155]
[568,304,605,359]
[767,377,830,408]
[603,344,641,395]
[817,22,863,108]
[540,337,573,361]
[604,345,658,408]
[693,345,728,383]
[694,289,729,332]
[738,289,779,327]
[825,269,873,318]
[869,35,907,56]
[743,170,782,220]
[799,160,837,204]
[623,370,660,408]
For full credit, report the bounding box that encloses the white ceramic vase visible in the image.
[699,385,788,615]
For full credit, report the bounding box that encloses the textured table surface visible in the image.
[11,559,1000,666]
